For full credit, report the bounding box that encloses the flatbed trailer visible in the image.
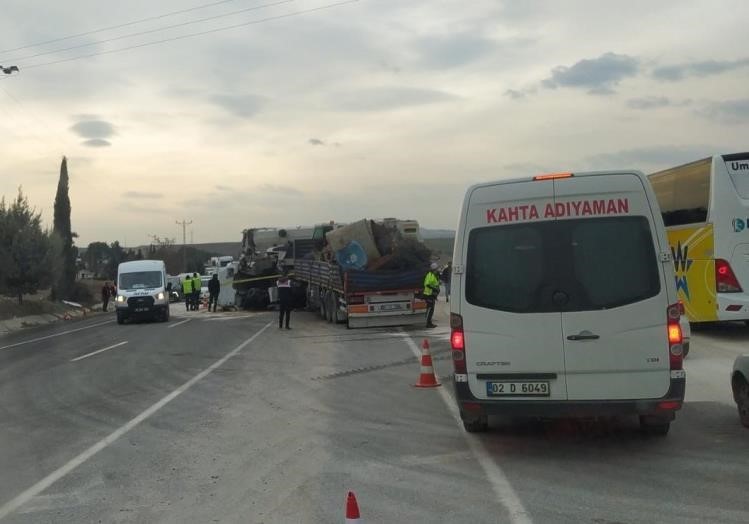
[293,259,427,328]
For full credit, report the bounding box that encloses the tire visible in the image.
[734,379,749,428]
[640,416,670,436]
[116,311,125,325]
[462,416,489,433]
[163,306,170,322]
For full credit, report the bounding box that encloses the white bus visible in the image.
[648,152,749,323]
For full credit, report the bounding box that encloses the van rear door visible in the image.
[462,180,567,401]
[554,174,671,400]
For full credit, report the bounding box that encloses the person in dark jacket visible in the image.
[101,282,111,312]
[277,272,292,329]
[208,274,220,312]
[441,261,452,303]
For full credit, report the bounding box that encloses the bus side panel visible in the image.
[667,224,717,322]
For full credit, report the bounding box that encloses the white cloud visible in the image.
[1,0,749,245]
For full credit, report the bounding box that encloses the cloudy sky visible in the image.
[1,0,748,246]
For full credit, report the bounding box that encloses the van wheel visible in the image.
[163,307,170,322]
[462,416,488,433]
[734,379,749,428]
[116,311,125,325]
[640,416,670,436]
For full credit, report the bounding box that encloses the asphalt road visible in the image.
[0,304,748,523]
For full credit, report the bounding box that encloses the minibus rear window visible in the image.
[465,216,661,313]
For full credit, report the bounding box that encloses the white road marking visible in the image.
[167,318,192,329]
[398,330,533,524]
[0,320,115,351]
[70,341,128,362]
[0,321,273,521]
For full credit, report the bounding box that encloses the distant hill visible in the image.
[125,242,242,257]
[420,228,455,239]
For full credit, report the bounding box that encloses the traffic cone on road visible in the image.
[414,338,441,388]
[345,491,361,523]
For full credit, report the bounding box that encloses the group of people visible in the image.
[100,282,117,312]
[423,261,452,329]
[181,273,221,312]
[180,273,221,312]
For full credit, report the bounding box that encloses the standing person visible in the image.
[208,274,220,312]
[423,262,441,328]
[101,281,111,312]
[181,277,193,312]
[277,272,292,329]
[110,282,117,301]
[441,261,452,303]
[192,273,201,311]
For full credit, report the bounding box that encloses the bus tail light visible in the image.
[716,258,742,293]
[450,313,467,374]
[667,303,683,370]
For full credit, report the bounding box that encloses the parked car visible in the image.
[731,356,749,427]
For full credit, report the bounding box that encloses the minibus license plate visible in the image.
[486,381,549,397]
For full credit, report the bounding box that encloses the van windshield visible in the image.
[466,217,661,313]
[119,271,163,290]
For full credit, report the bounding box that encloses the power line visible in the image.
[17,1,359,71]
[5,0,295,63]
[0,0,241,54]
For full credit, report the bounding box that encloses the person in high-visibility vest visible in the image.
[192,273,202,311]
[181,277,193,312]
[423,262,441,328]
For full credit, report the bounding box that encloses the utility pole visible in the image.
[176,219,192,272]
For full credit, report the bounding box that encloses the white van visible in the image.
[115,260,170,324]
[450,171,686,435]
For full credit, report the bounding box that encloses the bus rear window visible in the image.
[465,217,661,313]
[648,158,710,226]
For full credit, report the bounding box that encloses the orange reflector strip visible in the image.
[534,172,573,181]
[348,304,369,314]
[657,400,681,411]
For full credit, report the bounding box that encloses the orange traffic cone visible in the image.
[345,491,361,523]
[414,339,441,388]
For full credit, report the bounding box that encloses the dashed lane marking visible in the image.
[0,320,115,351]
[0,321,273,521]
[70,341,128,362]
